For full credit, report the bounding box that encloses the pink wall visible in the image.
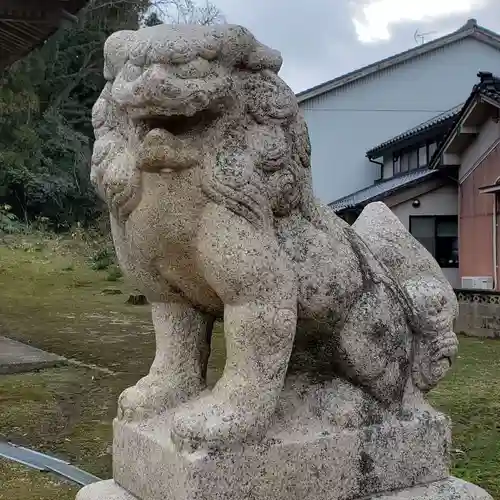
[459,145,500,288]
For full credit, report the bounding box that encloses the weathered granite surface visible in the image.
[76,481,135,500]
[371,478,494,500]
[79,22,492,500]
[112,378,451,500]
[77,477,493,500]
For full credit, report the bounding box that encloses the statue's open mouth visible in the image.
[134,108,222,172]
[137,107,221,138]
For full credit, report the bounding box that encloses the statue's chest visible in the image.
[133,171,206,247]
[124,172,222,311]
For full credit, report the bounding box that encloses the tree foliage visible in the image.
[0,0,222,230]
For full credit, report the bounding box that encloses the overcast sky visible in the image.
[213,0,500,93]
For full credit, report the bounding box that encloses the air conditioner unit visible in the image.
[461,276,494,290]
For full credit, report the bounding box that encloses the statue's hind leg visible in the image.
[334,283,413,407]
[171,203,298,450]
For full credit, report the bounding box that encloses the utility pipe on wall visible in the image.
[368,157,384,181]
[493,194,498,290]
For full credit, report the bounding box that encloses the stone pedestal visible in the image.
[111,415,449,500]
[75,377,493,500]
[77,477,493,500]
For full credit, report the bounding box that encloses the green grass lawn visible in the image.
[0,460,77,500]
[428,337,500,495]
[0,236,498,498]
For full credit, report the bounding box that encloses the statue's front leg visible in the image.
[118,299,214,422]
[171,203,297,450]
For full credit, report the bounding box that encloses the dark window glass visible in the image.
[418,146,427,167]
[400,153,409,172]
[409,150,418,170]
[410,216,458,268]
[428,142,437,159]
[436,218,459,267]
[393,154,400,175]
[410,217,435,255]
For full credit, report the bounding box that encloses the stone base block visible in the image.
[76,480,136,500]
[112,390,452,500]
[373,478,493,499]
[75,477,493,500]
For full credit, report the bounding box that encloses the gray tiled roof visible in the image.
[481,86,500,104]
[366,104,463,157]
[329,168,438,212]
[297,19,500,103]
[429,71,500,168]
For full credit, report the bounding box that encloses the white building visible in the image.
[298,19,500,204]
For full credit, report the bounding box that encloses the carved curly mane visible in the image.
[91,24,317,228]
[200,61,317,231]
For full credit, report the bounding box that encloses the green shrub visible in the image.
[90,248,114,271]
[106,266,123,282]
[0,204,22,234]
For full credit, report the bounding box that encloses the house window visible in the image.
[418,146,427,167]
[392,140,443,174]
[400,153,409,172]
[410,216,459,268]
[394,147,423,174]
[393,154,400,175]
[408,150,418,170]
[428,142,437,159]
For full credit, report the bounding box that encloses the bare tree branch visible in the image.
[83,0,224,26]
[147,0,224,26]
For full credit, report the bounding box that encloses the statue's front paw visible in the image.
[117,375,204,423]
[170,392,273,451]
[117,377,166,422]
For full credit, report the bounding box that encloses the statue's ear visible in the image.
[103,30,137,81]
[245,44,283,73]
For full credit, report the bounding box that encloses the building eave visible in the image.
[329,168,439,212]
[297,21,500,104]
[0,1,88,71]
[479,183,500,194]
[365,105,462,159]
[429,74,500,169]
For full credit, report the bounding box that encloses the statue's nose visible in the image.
[137,129,201,173]
[146,64,170,86]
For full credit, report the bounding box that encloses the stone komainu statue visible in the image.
[91,23,459,451]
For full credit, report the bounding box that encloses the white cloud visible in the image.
[353,0,489,43]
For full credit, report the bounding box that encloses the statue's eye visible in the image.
[120,63,142,83]
[173,58,214,80]
[129,40,149,66]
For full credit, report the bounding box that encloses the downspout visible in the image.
[368,157,384,181]
[446,173,460,288]
[493,194,498,290]
[457,180,461,288]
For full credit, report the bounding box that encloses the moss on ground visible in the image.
[0,241,154,374]
[0,460,77,500]
[0,237,498,498]
[0,366,126,478]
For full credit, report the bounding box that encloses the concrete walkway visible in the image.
[0,336,65,375]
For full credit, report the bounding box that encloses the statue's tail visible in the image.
[351,202,459,392]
